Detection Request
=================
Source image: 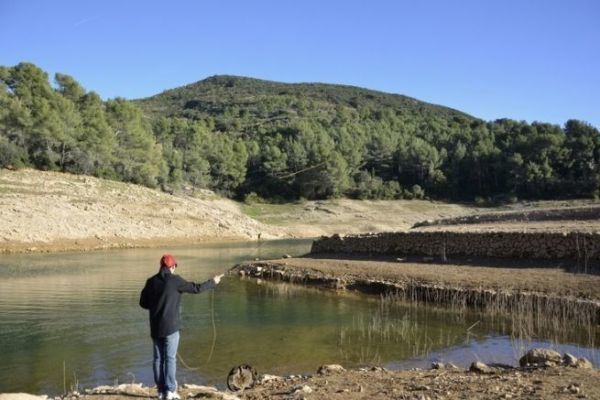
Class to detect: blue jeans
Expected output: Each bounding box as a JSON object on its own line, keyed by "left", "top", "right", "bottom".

{"left": 152, "top": 331, "right": 180, "bottom": 394}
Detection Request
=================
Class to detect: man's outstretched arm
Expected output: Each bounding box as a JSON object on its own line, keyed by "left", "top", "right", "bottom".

{"left": 178, "top": 274, "right": 224, "bottom": 294}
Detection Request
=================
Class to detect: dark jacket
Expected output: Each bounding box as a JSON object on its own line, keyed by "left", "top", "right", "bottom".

{"left": 139, "top": 268, "right": 216, "bottom": 338}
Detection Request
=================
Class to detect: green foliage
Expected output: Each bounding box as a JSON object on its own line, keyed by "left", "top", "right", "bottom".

{"left": 1, "top": 65, "right": 599, "bottom": 201}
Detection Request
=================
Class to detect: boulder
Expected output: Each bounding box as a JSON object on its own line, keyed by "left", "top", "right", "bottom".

{"left": 519, "top": 348, "right": 562, "bottom": 367}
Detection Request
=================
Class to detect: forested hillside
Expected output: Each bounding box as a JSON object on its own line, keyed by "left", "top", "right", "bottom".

{"left": 1, "top": 62, "right": 598, "bottom": 202}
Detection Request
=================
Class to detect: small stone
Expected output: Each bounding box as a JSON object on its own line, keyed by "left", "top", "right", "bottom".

{"left": 413, "top": 384, "right": 430, "bottom": 391}
{"left": 258, "top": 374, "right": 283, "bottom": 384}
{"left": 563, "top": 353, "right": 578, "bottom": 366}
{"left": 292, "top": 385, "right": 312, "bottom": 394}
{"left": 317, "top": 364, "right": 345, "bottom": 375}
{"left": 574, "top": 358, "right": 593, "bottom": 369}
{"left": 469, "top": 361, "right": 492, "bottom": 374}
{"left": 282, "top": 254, "right": 292, "bottom": 258}
{"left": 568, "top": 384, "right": 581, "bottom": 394}
{"left": 431, "top": 362, "right": 445, "bottom": 370}
{"left": 447, "top": 362, "right": 459, "bottom": 369}
{"left": 519, "top": 348, "right": 562, "bottom": 367}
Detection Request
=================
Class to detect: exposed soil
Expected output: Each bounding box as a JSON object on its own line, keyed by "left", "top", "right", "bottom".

{"left": 242, "top": 199, "right": 478, "bottom": 237}
{"left": 26, "top": 365, "right": 600, "bottom": 400}
{"left": 0, "top": 169, "right": 284, "bottom": 253}
{"left": 0, "top": 169, "right": 476, "bottom": 253}
{"left": 240, "top": 365, "right": 600, "bottom": 399}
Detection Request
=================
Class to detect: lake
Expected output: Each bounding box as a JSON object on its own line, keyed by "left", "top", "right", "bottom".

{"left": 0, "top": 239, "right": 597, "bottom": 394}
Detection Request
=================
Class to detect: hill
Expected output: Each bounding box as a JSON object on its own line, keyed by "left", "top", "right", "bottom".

{"left": 136, "top": 75, "right": 474, "bottom": 125}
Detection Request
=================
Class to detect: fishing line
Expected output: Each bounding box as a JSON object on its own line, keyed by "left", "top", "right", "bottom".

{"left": 176, "top": 286, "right": 219, "bottom": 371}
{"left": 205, "top": 289, "right": 217, "bottom": 365}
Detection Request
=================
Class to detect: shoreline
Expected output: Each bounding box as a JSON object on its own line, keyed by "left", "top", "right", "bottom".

{"left": 231, "top": 256, "right": 600, "bottom": 310}
{"left": 0, "top": 235, "right": 292, "bottom": 255}
{"left": 4, "top": 362, "right": 598, "bottom": 399}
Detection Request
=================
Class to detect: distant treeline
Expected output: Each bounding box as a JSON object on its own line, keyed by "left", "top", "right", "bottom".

{"left": 1, "top": 63, "right": 598, "bottom": 202}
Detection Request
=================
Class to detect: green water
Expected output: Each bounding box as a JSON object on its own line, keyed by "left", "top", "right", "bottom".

{"left": 0, "top": 239, "right": 598, "bottom": 394}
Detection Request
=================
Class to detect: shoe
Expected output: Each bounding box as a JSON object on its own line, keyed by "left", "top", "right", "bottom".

{"left": 157, "top": 393, "right": 165, "bottom": 400}
{"left": 166, "top": 392, "right": 181, "bottom": 400}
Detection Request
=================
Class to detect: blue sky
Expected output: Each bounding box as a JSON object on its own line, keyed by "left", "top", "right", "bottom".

{"left": 2, "top": 0, "right": 599, "bottom": 127}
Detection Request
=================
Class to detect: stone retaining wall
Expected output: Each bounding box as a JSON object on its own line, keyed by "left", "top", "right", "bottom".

{"left": 412, "top": 206, "right": 600, "bottom": 228}
{"left": 311, "top": 231, "right": 600, "bottom": 262}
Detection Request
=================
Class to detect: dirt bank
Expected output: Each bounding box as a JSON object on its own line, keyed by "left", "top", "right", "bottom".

{"left": 0, "top": 169, "right": 476, "bottom": 253}
{"left": 0, "top": 169, "right": 286, "bottom": 253}
{"left": 233, "top": 256, "right": 600, "bottom": 301}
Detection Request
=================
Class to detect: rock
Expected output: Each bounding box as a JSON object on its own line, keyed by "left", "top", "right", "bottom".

{"left": 182, "top": 385, "right": 240, "bottom": 400}
{"left": 258, "top": 374, "right": 283, "bottom": 384}
{"left": 291, "top": 385, "right": 312, "bottom": 394}
{"left": 519, "top": 348, "right": 562, "bottom": 367}
{"left": 563, "top": 353, "right": 578, "bottom": 366}
{"left": 283, "top": 254, "right": 292, "bottom": 258}
{"left": 227, "top": 364, "right": 257, "bottom": 391}
{"left": 469, "top": 361, "right": 492, "bottom": 374}
{"left": 567, "top": 384, "right": 581, "bottom": 394}
{"left": 412, "top": 384, "right": 430, "bottom": 391}
{"left": 574, "top": 358, "right": 593, "bottom": 369}
{"left": 0, "top": 395, "right": 48, "bottom": 400}
{"left": 431, "top": 362, "right": 445, "bottom": 369}
{"left": 447, "top": 362, "right": 459, "bottom": 369}
{"left": 317, "top": 364, "right": 346, "bottom": 375}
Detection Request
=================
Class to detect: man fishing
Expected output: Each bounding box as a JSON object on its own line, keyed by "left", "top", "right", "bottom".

{"left": 140, "top": 253, "right": 224, "bottom": 400}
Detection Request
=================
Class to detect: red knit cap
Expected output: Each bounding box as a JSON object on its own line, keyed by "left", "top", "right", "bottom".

{"left": 160, "top": 254, "right": 177, "bottom": 268}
